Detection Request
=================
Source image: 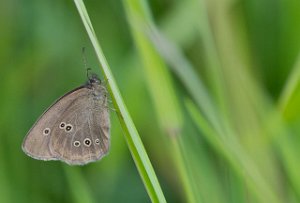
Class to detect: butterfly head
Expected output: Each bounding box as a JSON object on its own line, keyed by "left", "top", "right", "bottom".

{"left": 86, "top": 73, "right": 108, "bottom": 100}
{"left": 88, "top": 73, "right": 101, "bottom": 85}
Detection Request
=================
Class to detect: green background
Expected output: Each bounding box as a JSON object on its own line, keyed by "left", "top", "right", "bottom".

{"left": 1, "top": 0, "right": 300, "bottom": 202}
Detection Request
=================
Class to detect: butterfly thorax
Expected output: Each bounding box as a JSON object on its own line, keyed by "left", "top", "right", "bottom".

{"left": 87, "top": 79, "right": 107, "bottom": 102}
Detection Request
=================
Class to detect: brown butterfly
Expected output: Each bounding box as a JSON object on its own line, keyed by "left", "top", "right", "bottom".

{"left": 22, "top": 74, "right": 110, "bottom": 165}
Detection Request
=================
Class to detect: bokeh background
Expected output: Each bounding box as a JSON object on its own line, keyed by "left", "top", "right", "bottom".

{"left": 1, "top": 0, "right": 300, "bottom": 203}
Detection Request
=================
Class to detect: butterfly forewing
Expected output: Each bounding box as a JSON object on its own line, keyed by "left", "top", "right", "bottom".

{"left": 22, "top": 87, "right": 88, "bottom": 161}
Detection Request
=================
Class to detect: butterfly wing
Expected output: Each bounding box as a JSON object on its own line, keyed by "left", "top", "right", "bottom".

{"left": 49, "top": 85, "right": 110, "bottom": 165}
{"left": 22, "top": 86, "right": 88, "bottom": 161}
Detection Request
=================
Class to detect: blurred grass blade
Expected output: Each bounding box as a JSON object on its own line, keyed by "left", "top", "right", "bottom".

{"left": 147, "top": 27, "right": 222, "bottom": 134}
{"left": 185, "top": 99, "right": 280, "bottom": 203}
{"left": 122, "top": 0, "right": 201, "bottom": 202}
{"left": 146, "top": 20, "right": 231, "bottom": 203}
{"left": 278, "top": 53, "right": 300, "bottom": 113}
{"left": 73, "top": 0, "right": 166, "bottom": 202}
{"left": 123, "top": 0, "right": 182, "bottom": 133}
{"left": 196, "top": 0, "right": 226, "bottom": 110}
{"left": 64, "top": 167, "right": 95, "bottom": 203}
{"left": 170, "top": 137, "right": 200, "bottom": 203}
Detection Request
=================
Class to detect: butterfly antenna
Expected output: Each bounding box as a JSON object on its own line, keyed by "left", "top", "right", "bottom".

{"left": 82, "top": 47, "right": 91, "bottom": 79}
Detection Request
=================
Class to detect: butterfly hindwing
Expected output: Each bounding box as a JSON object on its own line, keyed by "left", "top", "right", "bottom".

{"left": 90, "top": 104, "right": 110, "bottom": 156}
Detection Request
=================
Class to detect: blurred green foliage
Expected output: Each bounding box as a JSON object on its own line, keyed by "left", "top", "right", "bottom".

{"left": 1, "top": 0, "right": 300, "bottom": 202}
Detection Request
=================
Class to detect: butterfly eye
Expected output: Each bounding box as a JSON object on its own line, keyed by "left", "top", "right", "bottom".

{"left": 95, "top": 139, "right": 100, "bottom": 145}
{"left": 43, "top": 128, "right": 51, "bottom": 135}
{"left": 59, "top": 122, "right": 66, "bottom": 129}
{"left": 73, "top": 141, "right": 80, "bottom": 147}
{"left": 65, "top": 124, "right": 73, "bottom": 132}
{"left": 84, "top": 138, "right": 92, "bottom": 147}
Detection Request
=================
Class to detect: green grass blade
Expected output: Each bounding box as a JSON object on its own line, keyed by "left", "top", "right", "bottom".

{"left": 73, "top": 0, "right": 166, "bottom": 202}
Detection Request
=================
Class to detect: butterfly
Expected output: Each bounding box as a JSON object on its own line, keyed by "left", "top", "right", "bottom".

{"left": 22, "top": 74, "right": 110, "bottom": 165}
